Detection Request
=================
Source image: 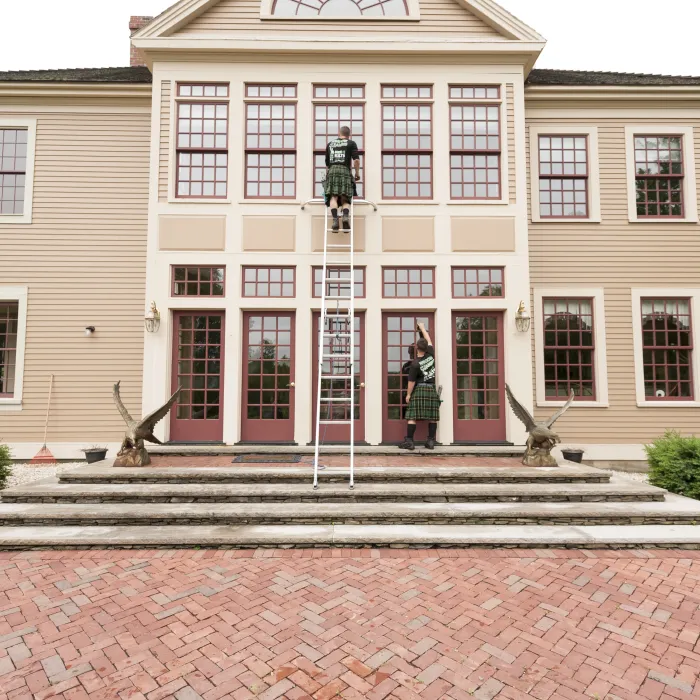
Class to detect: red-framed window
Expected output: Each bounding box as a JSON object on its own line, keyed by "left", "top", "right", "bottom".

{"left": 178, "top": 84, "right": 229, "bottom": 98}
{"left": 0, "top": 302, "right": 18, "bottom": 397}
{"left": 313, "top": 101, "right": 364, "bottom": 199}
{"left": 452, "top": 267, "right": 504, "bottom": 298}
{"left": 312, "top": 267, "right": 366, "bottom": 299}
{"left": 449, "top": 85, "right": 500, "bottom": 100}
{"left": 383, "top": 267, "right": 435, "bottom": 298}
{"left": 313, "top": 85, "right": 365, "bottom": 100}
{"left": 172, "top": 266, "right": 225, "bottom": 297}
{"left": 543, "top": 298, "right": 595, "bottom": 400}
{"left": 245, "top": 102, "right": 297, "bottom": 198}
{"left": 538, "top": 135, "right": 588, "bottom": 218}
{"left": 449, "top": 102, "right": 501, "bottom": 200}
{"left": 641, "top": 298, "right": 693, "bottom": 400}
{"left": 0, "top": 129, "right": 28, "bottom": 215}
{"left": 635, "top": 136, "right": 684, "bottom": 218}
{"left": 245, "top": 84, "right": 297, "bottom": 98}
{"left": 381, "top": 85, "right": 432, "bottom": 99}
{"left": 243, "top": 267, "right": 296, "bottom": 298}
{"left": 381, "top": 101, "right": 432, "bottom": 200}
{"left": 176, "top": 83, "right": 229, "bottom": 199}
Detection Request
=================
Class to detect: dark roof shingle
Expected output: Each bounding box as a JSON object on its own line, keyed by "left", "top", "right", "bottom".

{"left": 527, "top": 68, "right": 700, "bottom": 87}
{"left": 0, "top": 66, "right": 152, "bottom": 84}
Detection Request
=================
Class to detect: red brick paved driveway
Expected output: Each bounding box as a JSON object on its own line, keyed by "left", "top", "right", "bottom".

{"left": 1, "top": 549, "right": 699, "bottom": 700}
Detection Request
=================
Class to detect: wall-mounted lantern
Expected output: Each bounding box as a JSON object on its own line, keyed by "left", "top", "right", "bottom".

{"left": 515, "top": 301, "right": 531, "bottom": 333}
{"left": 145, "top": 301, "right": 161, "bottom": 334}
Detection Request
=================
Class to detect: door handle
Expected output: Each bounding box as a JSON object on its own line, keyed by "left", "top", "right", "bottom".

{"left": 360, "top": 383, "right": 365, "bottom": 388}
{"left": 290, "top": 382, "right": 296, "bottom": 387}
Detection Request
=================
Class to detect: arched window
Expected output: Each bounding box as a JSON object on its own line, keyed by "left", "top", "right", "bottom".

{"left": 272, "top": 0, "right": 408, "bottom": 17}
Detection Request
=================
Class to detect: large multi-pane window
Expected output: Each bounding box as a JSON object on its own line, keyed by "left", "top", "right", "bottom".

{"left": 634, "top": 136, "right": 684, "bottom": 218}
{"left": 245, "top": 84, "right": 297, "bottom": 199}
{"left": 452, "top": 268, "right": 504, "bottom": 298}
{"left": 543, "top": 298, "right": 595, "bottom": 400}
{"left": 243, "top": 267, "right": 295, "bottom": 298}
{"left": 383, "top": 268, "right": 434, "bottom": 298}
{"left": 313, "top": 85, "right": 365, "bottom": 199}
{"left": 176, "top": 84, "right": 229, "bottom": 198}
{"left": 381, "top": 86, "right": 432, "bottom": 199}
{"left": 313, "top": 267, "right": 365, "bottom": 299}
{"left": 449, "top": 85, "right": 501, "bottom": 200}
{"left": 641, "top": 298, "right": 693, "bottom": 400}
{"left": 172, "top": 267, "right": 225, "bottom": 297}
{"left": 538, "top": 135, "right": 588, "bottom": 218}
{"left": 0, "top": 302, "right": 18, "bottom": 397}
{"left": 0, "top": 129, "right": 28, "bottom": 215}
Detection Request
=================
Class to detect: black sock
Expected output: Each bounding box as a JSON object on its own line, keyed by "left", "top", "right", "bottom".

{"left": 428, "top": 423, "right": 437, "bottom": 440}
{"left": 331, "top": 208, "right": 338, "bottom": 218}
{"left": 407, "top": 424, "right": 417, "bottom": 440}
{"left": 342, "top": 208, "right": 349, "bottom": 216}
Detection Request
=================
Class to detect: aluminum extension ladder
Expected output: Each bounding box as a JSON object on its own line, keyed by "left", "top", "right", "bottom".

{"left": 302, "top": 197, "right": 376, "bottom": 489}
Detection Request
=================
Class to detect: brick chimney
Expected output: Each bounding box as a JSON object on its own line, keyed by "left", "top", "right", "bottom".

{"left": 129, "top": 16, "right": 153, "bottom": 67}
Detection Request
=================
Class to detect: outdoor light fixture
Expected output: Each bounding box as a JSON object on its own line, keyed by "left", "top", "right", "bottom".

{"left": 515, "top": 301, "right": 531, "bottom": 333}
{"left": 144, "top": 301, "right": 161, "bottom": 333}
{"left": 85, "top": 326, "right": 96, "bottom": 337}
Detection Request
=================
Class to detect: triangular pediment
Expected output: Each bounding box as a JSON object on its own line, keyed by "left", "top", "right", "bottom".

{"left": 135, "top": 0, "right": 544, "bottom": 41}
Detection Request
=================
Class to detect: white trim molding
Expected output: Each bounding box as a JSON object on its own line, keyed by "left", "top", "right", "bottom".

{"left": 624, "top": 125, "right": 698, "bottom": 224}
{"left": 0, "top": 118, "right": 37, "bottom": 225}
{"left": 631, "top": 287, "right": 700, "bottom": 407}
{"left": 0, "top": 286, "right": 28, "bottom": 412}
{"left": 533, "top": 287, "right": 609, "bottom": 408}
{"left": 529, "top": 125, "right": 601, "bottom": 223}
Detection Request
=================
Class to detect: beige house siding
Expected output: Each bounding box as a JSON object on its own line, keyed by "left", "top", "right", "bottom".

{"left": 159, "top": 81, "right": 171, "bottom": 202}
{"left": 527, "top": 114, "right": 700, "bottom": 443}
{"left": 0, "top": 104, "right": 150, "bottom": 443}
{"left": 177, "top": 0, "right": 501, "bottom": 36}
{"left": 506, "top": 83, "right": 515, "bottom": 204}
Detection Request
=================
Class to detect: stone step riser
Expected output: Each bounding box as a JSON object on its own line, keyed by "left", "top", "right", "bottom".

{"left": 59, "top": 477, "right": 610, "bottom": 485}
{"left": 1, "top": 495, "right": 664, "bottom": 504}
{"left": 0, "top": 515, "right": 694, "bottom": 526}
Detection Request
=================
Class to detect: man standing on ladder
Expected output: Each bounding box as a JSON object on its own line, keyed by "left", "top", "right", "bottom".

{"left": 324, "top": 126, "right": 360, "bottom": 232}
{"left": 400, "top": 323, "right": 440, "bottom": 451}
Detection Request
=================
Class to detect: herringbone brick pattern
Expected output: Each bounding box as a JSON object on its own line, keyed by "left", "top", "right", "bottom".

{"left": 1, "top": 549, "right": 699, "bottom": 699}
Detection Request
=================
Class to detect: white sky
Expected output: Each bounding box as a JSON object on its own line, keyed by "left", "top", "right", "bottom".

{"left": 1, "top": 0, "right": 699, "bottom": 75}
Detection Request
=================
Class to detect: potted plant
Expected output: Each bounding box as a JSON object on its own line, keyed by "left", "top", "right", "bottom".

{"left": 561, "top": 447, "right": 584, "bottom": 464}
{"left": 83, "top": 445, "right": 108, "bottom": 464}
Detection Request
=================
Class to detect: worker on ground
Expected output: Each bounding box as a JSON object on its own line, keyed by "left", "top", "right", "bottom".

{"left": 324, "top": 125, "right": 360, "bottom": 232}
{"left": 400, "top": 322, "right": 440, "bottom": 451}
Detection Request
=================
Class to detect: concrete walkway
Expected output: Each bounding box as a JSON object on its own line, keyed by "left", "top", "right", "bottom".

{"left": 0, "top": 548, "right": 699, "bottom": 700}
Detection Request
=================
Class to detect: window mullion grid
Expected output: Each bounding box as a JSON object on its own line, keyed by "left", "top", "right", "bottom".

{"left": 176, "top": 100, "right": 229, "bottom": 199}
{"left": 543, "top": 298, "right": 595, "bottom": 401}
{"left": 538, "top": 134, "right": 589, "bottom": 218}
{"left": 0, "top": 301, "right": 18, "bottom": 397}
{"left": 634, "top": 135, "right": 684, "bottom": 218}
{"left": 0, "top": 128, "right": 28, "bottom": 215}
{"left": 245, "top": 100, "right": 297, "bottom": 199}
{"left": 449, "top": 102, "right": 501, "bottom": 200}
{"left": 381, "top": 102, "right": 432, "bottom": 200}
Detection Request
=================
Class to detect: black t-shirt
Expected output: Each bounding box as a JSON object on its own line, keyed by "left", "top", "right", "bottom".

{"left": 326, "top": 138, "right": 360, "bottom": 168}
{"left": 408, "top": 346, "right": 436, "bottom": 385}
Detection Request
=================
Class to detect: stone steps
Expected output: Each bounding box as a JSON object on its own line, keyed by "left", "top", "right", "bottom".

{"left": 1, "top": 480, "right": 662, "bottom": 504}
{"left": 1, "top": 524, "right": 700, "bottom": 549}
{"left": 1, "top": 495, "right": 698, "bottom": 526}
{"left": 150, "top": 445, "right": 525, "bottom": 457}
{"left": 58, "top": 465, "right": 610, "bottom": 484}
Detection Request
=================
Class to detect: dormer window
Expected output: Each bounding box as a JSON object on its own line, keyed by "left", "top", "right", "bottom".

{"left": 271, "top": 0, "right": 408, "bottom": 17}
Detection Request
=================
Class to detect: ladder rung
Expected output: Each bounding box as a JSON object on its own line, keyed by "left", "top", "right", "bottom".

{"left": 323, "top": 355, "right": 352, "bottom": 359}
{"left": 320, "top": 398, "right": 353, "bottom": 402}
{"left": 327, "top": 244, "right": 352, "bottom": 248}
{"left": 325, "top": 278, "right": 353, "bottom": 283}
{"left": 321, "top": 375, "right": 352, "bottom": 380}
{"left": 327, "top": 295, "right": 352, "bottom": 301}
{"left": 322, "top": 332, "right": 353, "bottom": 337}
{"left": 319, "top": 420, "right": 353, "bottom": 425}
{"left": 326, "top": 260, "right": 351, "bottom": 264}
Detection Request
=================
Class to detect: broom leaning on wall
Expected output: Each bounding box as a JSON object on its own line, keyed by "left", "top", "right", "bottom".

{"left": 31, "top": 374, "right": 57, "bottom": 465}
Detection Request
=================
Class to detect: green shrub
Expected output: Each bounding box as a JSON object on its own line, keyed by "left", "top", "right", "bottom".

{"left": 0, "top": 443, "right": 11, "bottom": 491}
{"left": 645, "top": 430, "right": 700, "bottom": 500}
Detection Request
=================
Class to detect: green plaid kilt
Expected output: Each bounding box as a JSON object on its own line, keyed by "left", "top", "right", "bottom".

{"left": 406, "top": 384, "right": 440, "bottom": 422}
{"left": 324, "top": 164, "right": 355, "bottom": 205}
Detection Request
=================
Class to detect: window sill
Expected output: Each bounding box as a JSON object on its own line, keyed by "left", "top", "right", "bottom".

{"left": 0, "top": 399, "right": 22, "bottom": 412}
{"left": 239, "top": 200, "right": 301, "bottom": 205}
{"left": 532, "top": 217, "right": 601, "bottom": 224}
{"left": 447, "top": 200, "right": 510, "bottom": 206}
{"left": 378, "top": 200, "right": 436, "bottom": 205}
{"left": 0, "top": 214, "right": 32, "bottom": 225}
{"left": 636, "top": 400, "right": 700, "bottom": 408}
{"left": 537, "top": 401, "right": 608, "bottom": 409}
{"left": 168, "top": 199, "right": 232, "bottom": 205}
{"left": 628, "top": 217, "right": 698, "bottom": 224}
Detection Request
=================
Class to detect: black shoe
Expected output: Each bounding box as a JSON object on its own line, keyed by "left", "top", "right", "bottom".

{"left": 342, "top": 212, "right": 351, "bottom": 230}
{"left": 398, "top": 438, "right": 415, "bottom": 451}
{"left": 332, "top": 217, "right": 340, "bottom": 232}
{"left": 425, "top": 438, "right": 436, "bottom": 450}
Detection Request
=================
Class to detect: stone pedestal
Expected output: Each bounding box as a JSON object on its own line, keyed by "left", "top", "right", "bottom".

{"left": 522, "top": 447, "right": 558, "bottom": 468}
{"left": 114, "top": 446, "right": 151, "bottom": 468}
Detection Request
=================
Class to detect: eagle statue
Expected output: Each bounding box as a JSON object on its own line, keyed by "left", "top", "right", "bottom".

{"left": 113, "top": 381, "right": 181, "bottom": 467}
{"left": 505, "top": 384, "right": 575, "bottom": 467}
